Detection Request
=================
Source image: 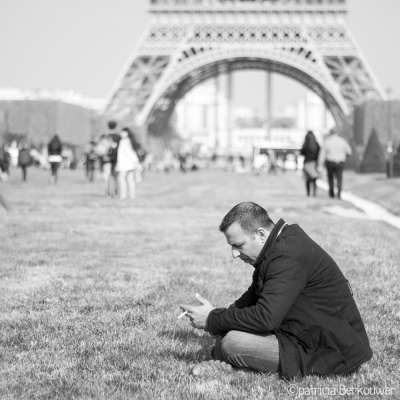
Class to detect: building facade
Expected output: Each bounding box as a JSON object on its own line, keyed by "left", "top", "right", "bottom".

{"left": 0, "top": 89, "right": 105, "bottom": 147}
{"left": 175, "top": 81, "right": 334, "bottom": 154}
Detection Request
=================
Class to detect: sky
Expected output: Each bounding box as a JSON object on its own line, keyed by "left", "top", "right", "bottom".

{"left": 0, "top": 0, "right": 399, "bottom": 115}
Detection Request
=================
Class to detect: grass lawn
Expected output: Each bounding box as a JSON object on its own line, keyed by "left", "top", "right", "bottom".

{"left": 1, "top": 167, "right": 399, "bottom": 399}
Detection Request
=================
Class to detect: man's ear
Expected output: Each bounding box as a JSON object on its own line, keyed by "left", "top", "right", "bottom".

{"left": 256, "top": 228, "right": 269, "bottom": 242}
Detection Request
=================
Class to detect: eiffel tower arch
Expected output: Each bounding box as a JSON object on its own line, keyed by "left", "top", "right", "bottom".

{"left": 103, "top": 0, "right": 385, "bottom": 146}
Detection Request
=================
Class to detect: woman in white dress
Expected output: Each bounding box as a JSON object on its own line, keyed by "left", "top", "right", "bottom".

{"left": 115, "top": 128, "right": 140, "bottom": 200}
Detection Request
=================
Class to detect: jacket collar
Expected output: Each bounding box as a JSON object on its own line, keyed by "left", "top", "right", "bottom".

{"left": 253, "top": 218, "right": 286, "bottom": 269}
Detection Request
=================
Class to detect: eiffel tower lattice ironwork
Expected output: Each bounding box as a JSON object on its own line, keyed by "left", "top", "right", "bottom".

{"left": 103, "top": 0, "right": 385, "bottom": 141}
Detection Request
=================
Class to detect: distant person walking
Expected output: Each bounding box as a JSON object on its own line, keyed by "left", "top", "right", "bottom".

{"left": 267, "top": 149, "right": 278, "bottom": 175}
{"left": 127, "top": 127, "right": 145, "bottom": 183}
{"left": 320, "top": 129, "right": 352, "bottom": 199}
{"left": 96, "top": 134, "right": 113, "bottom": 194}
{"left": 85, "top": 140, "right": 97, "bottom": 182}
{"left": 7, "top": 141, "right": 19, "bottom": 167}
{"left": 115, "top": 128, "right": 140, "bottom": 200}
{"left": 96, "top": 134, "right": 111, "bottom": 178}
{"left": 18, "top": 140, "right": 33, "bottom": 184}
{"left": 48, "top": 135, "right": 63, "bottom": 184}
{"left": 0, "top": 145, "right": 11, "bottom": 176}
{"left": 107, "top": 121, "right": 119, "bottom": 197}
{"left": 0, "top": 153, "right": 6, "bottom": 178}
{"left": 300, "top": 131, "right": 320, "bottom": 197}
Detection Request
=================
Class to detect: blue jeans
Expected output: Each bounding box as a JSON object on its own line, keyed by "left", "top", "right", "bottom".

{"left": 213, "top": 331, "right": 280, "bottom": 373}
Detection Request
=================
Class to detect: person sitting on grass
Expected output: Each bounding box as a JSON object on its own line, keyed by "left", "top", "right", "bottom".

{"left": 180, "top": 202, "right": 372, "bottom": 378}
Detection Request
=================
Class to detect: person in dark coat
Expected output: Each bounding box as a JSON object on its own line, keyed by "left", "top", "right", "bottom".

{"left": 47, "top": 135, "right": 63, "bottom": 184}
{"left": 18, "top": 140, "right": 32, "bottom": 183}
{"left": 180, "top": 202, "right": 372, "bottom": 378}
{"left": 0, "top": 145, "right": 11, "bottom": 175}
{"left": 107, "top": 121, "right": 120, "bottom": 197}
{"left": 300, "top": 131, "right": 320, "bottom": 197}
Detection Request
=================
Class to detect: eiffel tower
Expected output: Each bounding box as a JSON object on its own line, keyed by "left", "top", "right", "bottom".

{"left": 103, "top": 0, "right": 385, "bottom": 146}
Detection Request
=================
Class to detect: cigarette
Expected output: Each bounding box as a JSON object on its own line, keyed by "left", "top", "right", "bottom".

{"left": 177, "top": 311, "right": 188, "bottom": 319}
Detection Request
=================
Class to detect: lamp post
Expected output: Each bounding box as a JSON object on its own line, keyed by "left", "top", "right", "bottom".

{"left": 386, "top": 87, "right": 394, "bottom": 178}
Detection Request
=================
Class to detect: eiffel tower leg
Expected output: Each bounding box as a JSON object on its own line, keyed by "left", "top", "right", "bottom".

{"left": 387, "top": 91, "right": 394, "bottom": 178}
{"left": 214, "top": 68, "right": 220, "bottom": 152}
{"left": 227, "top": 68, "right": 233, "bottom": 154}
{"left": 266, "top": 71, "right": 272, "bottom": 141}
{"left": 304, "top": 97, "right": 308, "bottom": 132}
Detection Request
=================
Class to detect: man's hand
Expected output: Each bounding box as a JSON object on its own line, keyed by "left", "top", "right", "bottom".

{"left": 180, "top": 293, "right": 215, "bottom": 330}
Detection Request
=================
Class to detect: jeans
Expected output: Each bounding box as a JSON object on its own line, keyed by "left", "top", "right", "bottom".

{"left": 326, "top": 161, "right": 344, "bottom": 198}
{"left": 214, "top": 330, "right": 280, "bottom": 373}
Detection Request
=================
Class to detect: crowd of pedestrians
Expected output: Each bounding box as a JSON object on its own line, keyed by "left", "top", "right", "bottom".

{"left": 0, "top": 120, "right": 147, "bottom": 211}
{"left": 82, "top": 121, "right": 145, "bottom": 200}
{"left": 0, "top": 122, "right": 355, "bottom": 213}
{"left": 0, "top": 135, "right": 68, "bottom": 186}
{"left": 0, "top": 135, "right": 65, "bottom": 211}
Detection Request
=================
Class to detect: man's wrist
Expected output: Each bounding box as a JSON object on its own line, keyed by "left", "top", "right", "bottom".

{"left": 205, "top": 307, "right": 226, "bottom": 334}
{"left": 204, "top": 309, "right": 214, "bottom": 332}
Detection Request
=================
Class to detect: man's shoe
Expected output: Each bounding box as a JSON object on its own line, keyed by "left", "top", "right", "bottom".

{"left": 190, "top": 360, "right": 234, "bottom": 376}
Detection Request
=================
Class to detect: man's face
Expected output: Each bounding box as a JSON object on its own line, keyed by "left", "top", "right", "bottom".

{"left": 223, "top": 222, "right": 266, "bottom": 265}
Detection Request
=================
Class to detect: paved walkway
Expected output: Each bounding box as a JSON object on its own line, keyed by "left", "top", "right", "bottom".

{"left": 317, "top": 180, "right": 400, "bottom": 230}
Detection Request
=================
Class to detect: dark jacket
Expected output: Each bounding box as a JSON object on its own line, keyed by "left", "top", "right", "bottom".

{"left": 206, "top": 219, "right": 372, "bottom": 379}
{"left": 48, "top": 136, "right": 63, "bottom": 156}
{"left": 18, "top": 148, "right": 32, "bottom": 167}
{"left": 301, "top": 142, "right": 320, "bottom": 163}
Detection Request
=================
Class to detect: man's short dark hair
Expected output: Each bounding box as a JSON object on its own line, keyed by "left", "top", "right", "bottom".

{"left": 108, "top": 121, "right": 117, "bottom": 130}
{"left": 219, "top": 202, "right": 274, "bottom": 236}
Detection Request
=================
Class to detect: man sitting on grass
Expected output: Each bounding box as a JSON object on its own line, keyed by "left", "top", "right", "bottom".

{"left": 180, "top": 202, "right": 372, "bottom": 378}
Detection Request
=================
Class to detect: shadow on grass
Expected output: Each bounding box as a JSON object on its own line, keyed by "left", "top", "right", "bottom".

{"left": 158, "top": 329, "right": 213, "bottom": 363}
{"left": 165, "top": 348, "right": 206, "bottom": 363}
